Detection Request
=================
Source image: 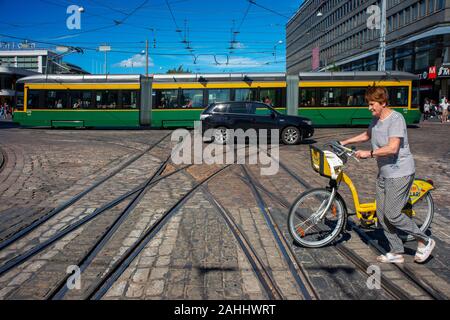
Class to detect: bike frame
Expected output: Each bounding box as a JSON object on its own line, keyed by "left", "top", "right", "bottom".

{"left": 330, "top": 172, "right": 434, "bottom": 223}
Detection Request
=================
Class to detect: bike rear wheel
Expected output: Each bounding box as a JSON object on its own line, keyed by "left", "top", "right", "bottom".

{"left": 288, "top": 188, "right": 347, "bottom": 248}
{"left": 400, "top": 193, "right": 434, "bottom": 242}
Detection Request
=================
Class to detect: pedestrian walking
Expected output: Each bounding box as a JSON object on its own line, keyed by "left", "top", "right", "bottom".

{"left": 0, "top": 103, "right": 5, "bottom": 120}
{"left": 423, "top": 98, "right": 431, "bottom": 121}
{"left": 439, "top": 96, "right": 449, "bottom": 123}
{"left": 340, "top": 86, "right": 435, "bottom": 264}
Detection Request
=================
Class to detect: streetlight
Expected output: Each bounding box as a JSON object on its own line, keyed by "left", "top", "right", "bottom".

{"left": 378, "top": 0, "right": 387, "bottom": 71}
{"left": 98, "top": 44, "right": 111, "bottom": 74}
{"left": 273, "top": 40, "right": 283, "bottom": 62}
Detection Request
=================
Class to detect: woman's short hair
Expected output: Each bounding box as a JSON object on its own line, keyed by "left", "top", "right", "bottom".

{"left": 365, "top": 86, "right": 389, "bottom": 105}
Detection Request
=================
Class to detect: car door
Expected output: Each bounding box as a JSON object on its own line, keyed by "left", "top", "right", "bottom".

{"left": 249, "top": 103, "right": 279, "bottom": 130}
{"left": 225, "top": 102, "right": 255, "bottom": 130}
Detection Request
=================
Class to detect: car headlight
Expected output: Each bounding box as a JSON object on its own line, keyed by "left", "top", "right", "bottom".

{"left": 304, "top": 120, "right": 312, "bottom": 126}
{"left": 200, "top": 114, "right": 210, "bottom": 121}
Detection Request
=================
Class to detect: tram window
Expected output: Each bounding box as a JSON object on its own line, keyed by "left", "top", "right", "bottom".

{"left": 95, "top": 90, "right": 120, "bottom": 109}
{"left": 69, "top": 91, "right": 92, "bottom": 109}
{"left": 388, "top": 87, "right": 409, "bottom": 107}
{"left": 153, "top": 90, "right": 179, "bottom": 109}
{"left": 319, "top": 88, "right": 345, "bottom": 107}
{"left": 208, "top": 89, "right": 230, "bottom": 103}
{"left": 299, "top": 88, "right": 317, "bottom": 107}
{"left": 235, "top": 89, "right": 256, "bottom": 102}
{"left": 346, "top": 88, "right": 367, "bottom": 106}
{"left": 122, "top": 90, "right": 138, "bottom": 109}
{"left": 27, "top": 90, "right": 43, "bottom": 109}
{"left": 46, "top": 90, "right": 69, "bottom": 109}
{"left": 260, "top": 88, "right": 282, "bottom": 107}
{"left": 180, "top": 89, "right": 204, "bottom": 108}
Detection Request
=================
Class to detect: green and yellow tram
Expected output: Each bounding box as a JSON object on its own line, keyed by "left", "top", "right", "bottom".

{"left": 13, "top": 71, "right": 420, "bottom": 128}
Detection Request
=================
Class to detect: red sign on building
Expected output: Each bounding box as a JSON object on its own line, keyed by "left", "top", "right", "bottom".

{"left": 312, "top": 47, "right": 320, "bottom": 71}
{"left": 429, "top": 66, "right": 437, "bottom": 79}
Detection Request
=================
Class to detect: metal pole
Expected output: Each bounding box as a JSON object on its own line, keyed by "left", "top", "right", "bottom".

{"left": 378, "top": 0, "right": 386, "bottom": 71}
{"left": 146, "top": 39, "right": 149, "bottom": 77}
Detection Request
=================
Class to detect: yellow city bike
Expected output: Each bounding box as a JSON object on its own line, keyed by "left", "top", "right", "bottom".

{"left": 288, "top": 141, "right": 435, "bottom": 248}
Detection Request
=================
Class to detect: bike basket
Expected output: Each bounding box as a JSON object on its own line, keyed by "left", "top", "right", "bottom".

{"left": 309, "top": 145, "right": 333, "bottom": 178}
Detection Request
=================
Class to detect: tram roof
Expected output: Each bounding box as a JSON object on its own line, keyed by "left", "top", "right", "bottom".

{"left": 16, "top": 74, "right": 143, "bottom": 84}
{"left": 298, "top": 71, "right": 418, "bottom": 81}
{"left": 152, "top": 73, "right": 286, "bottom": 83}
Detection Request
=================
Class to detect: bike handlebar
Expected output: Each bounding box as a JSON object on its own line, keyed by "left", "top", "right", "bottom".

{"left": 324, "top": 141, "right": 360, "bottom": 163}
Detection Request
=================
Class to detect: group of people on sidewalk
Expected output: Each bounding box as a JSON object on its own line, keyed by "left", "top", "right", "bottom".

{"left": 423, "top": 97, "right": 449, "bottom": 123}
{"left": 0, "top": 102, "right": 12, "bottom": 120}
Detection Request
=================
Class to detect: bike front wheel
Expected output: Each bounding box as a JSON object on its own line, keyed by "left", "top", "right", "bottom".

{"left": 288, "top": 188, "right": 347, "bottom": 248}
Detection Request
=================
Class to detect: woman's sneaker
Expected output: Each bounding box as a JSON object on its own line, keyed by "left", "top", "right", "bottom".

{"left": 415, "top": 239, "right": 436, "bottom": 263}
{"left": 376, "top": 252, "right": 404, "bottom": 263}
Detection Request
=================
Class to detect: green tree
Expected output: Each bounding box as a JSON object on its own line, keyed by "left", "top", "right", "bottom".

{"left": 166, "top": 65, "right": 192, "bottom": 74}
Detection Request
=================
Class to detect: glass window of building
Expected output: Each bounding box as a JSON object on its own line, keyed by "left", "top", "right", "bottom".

{"left": 420, "top": 0, "right": 426, "bottom": 16}
{"left": 438, "top": 0, "right": 445, "bottom": 10}
{"left": 412, "top": 3, "right": 418, "bottom": 20}
{"left": 428, "top": 0, "right": 435, "bottom": 13}
{"left": 235, "top": 89, "right": 257, "bottom": 102}
{"left": 180, "top": 89, "right": 204, "bottom": 108}
{"left": 122, "top": 90, "right": 139, "bottom": 109}
{"left": 153, "top": 89, "right": 179, "bottom": 109}
{"left": 208, "top": 89, "right": 231, "bottom": 103}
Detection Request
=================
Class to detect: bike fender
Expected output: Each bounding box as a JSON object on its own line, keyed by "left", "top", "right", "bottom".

{"left": 409, "top": 180, "right": 434, "bottom": 205}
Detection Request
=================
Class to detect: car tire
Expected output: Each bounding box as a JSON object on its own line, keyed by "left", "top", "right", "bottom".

{"left": 281, "top": 126, "right": 302, "bottom": 145}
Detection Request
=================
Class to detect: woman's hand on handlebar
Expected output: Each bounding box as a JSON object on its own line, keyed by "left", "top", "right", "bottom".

{"left": 355, "top": 150, "right": 372, "bottom": 159}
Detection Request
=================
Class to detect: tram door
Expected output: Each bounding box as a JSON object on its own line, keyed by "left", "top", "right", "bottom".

{"left": 140, "top": 76, "right": 152, "bottom": 126}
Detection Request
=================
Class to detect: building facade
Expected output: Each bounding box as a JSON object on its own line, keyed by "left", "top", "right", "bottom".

{"left": 287, "top": 0, "right": 450, "bottom": 101}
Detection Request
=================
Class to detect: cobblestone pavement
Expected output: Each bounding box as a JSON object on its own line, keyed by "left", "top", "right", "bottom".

{"left": 0, "top": 122, "right": 448, "bottom": 300}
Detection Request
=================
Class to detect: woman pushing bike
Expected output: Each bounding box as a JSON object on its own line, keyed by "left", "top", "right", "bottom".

{"left": 340, "top": 86, "right": 435, "bottom": 264}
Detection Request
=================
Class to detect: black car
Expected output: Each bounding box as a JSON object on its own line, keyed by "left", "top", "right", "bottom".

{"left": 200, "top": 101, "right": 314, "bottom": 145}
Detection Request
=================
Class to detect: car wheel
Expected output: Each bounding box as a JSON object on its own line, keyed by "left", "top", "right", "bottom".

{"left": 213, "top": 126, "right": 231, "bottom": 144}
{"left": 281, "top": 126, "right": 301, "bottom": 145}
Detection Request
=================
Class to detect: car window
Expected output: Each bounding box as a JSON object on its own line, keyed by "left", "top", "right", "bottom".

{"left": 250, "top": 103, "right": 273, "bottom": 116}
{"left": 228, "top": 103, "right": 249, "bottom": 114}
{"left": 212, "top": 104, "right": 228, "bottom": 113}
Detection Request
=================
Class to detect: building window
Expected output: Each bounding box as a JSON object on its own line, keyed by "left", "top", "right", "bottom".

{"left": 428, "top": 0, "right": 435, "bottom": 13}
{"left": 420, "top": 0, "right": 427, "bottom": 16}
{"left": 437, "top": 0, "right": 445, "bottom": 10}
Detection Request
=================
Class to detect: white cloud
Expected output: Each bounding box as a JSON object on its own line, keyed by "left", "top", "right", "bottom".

{"left": 114, "top": 54, "right": 154, "bottom": 68}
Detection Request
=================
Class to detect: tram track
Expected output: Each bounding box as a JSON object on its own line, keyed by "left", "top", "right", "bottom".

{"left": 0, "top": 145, "right": 6, "bottom": 174}
{"left": 85, "top": 164, "right": 233, "bottom": 300}
{"left": 240, "top": 165, "right": 318, "bottom": 300}
{"left": 249, "top": 150, "right": 447, "bottom": 300}
{"left": 0, "top": 132, "right": 171, "bottom": 252}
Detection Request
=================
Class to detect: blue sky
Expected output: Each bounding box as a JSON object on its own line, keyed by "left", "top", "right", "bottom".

{"left": 0, "top": 0, "right": 305, "bottom": 74}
